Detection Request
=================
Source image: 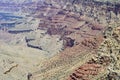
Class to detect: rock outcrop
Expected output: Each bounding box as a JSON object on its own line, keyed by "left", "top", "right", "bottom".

{"left": 25, "top": 30, "right": 64, "bottom": 55}
{"left": 68, "top": 63, "right": 104, "bottom": 80}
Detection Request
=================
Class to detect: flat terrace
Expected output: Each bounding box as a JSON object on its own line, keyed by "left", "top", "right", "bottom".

{"left": 38, "top": 10, "right": 81, "bottom": 28}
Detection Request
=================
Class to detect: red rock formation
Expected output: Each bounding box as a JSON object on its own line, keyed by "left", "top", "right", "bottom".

{"left": 81, "top": 38, "right": 98, "bottom": 49}
{"left": 47, "top": 27, "right": 64, "bottom": 35}
{"left": 67, "top": 63, "right": 103, "bottom": 80}
{"left": 29, "top": 3, "right": 106, "bottom": 80}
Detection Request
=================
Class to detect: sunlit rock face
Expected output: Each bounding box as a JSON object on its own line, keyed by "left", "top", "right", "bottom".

{"left": 0, "top": 0, "right": 120, "bottom": 80}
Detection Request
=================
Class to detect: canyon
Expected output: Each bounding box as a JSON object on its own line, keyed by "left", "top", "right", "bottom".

{"left": 0, "top": 0, "right": 120, "bottom": 80}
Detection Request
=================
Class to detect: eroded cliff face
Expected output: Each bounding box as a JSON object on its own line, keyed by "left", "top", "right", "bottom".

{"left": 67, "top": 25, "right": 120, "bottom": 80}
{"left": 0, "top": 0, "right": 120, "bottom": 80}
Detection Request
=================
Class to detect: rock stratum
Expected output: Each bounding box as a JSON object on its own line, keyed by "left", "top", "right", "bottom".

{"left": 0, "top": 0, "right": 120, "bottom": 80}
